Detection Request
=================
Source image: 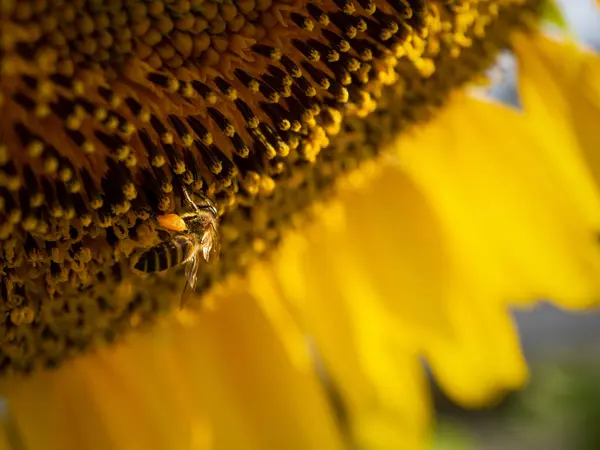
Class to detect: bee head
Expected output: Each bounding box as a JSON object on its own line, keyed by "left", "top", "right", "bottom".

{"left": 205, "top": 203, "right": 218, "bottom": 217}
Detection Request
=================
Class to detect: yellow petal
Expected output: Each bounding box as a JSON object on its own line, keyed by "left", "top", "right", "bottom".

{"left": 260, "top": 151, "right": 525, "bottom": 429}
{"left": 425, "top": 291, "right": 527, "bottom": 407}
{"left": 398, "top": 92, "right": 600, "bottom": 308}
{"left": 0, "top": 415, "right": 15, "bottom": 450}
{"left": 260, "top": 195, "right": 434, "bottom": 449}
{"left": 0, "top": 283, "right": 344, "bottom": 450}
{"left": 515, "top": 33, "right": 600, "bottom": 199}
{"left": 360, "top": 161, "right": 529, "bottom": 407}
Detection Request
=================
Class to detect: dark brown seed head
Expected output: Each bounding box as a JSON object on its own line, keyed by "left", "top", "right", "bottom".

{"left": 0, "top": 0, "right": 542, "bottom": 374}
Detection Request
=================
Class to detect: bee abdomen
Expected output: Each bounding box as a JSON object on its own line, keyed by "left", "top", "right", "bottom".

{"left": 135, "top": 235, "right": 194, "bottom": 273}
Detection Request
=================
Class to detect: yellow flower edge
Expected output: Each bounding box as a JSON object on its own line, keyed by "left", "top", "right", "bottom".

{"left": 2, "top": 31, "right": 600, "bottom": 450}
{"left": 515, "top": 33, "right": 600, "bottom": 205}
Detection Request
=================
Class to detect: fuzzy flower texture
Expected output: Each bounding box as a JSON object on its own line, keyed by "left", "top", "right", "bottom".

{"left": 0, "top": 0, "right": 600, "bottom": 449}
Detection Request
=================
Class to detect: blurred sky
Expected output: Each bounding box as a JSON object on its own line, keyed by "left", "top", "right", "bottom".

{"left": 556, "top": 0, "right": 600, "bottom": 48}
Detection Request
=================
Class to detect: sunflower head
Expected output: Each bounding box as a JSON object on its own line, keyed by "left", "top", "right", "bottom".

{"left": 0, "top": 0, "right": 541, "bottom": 374}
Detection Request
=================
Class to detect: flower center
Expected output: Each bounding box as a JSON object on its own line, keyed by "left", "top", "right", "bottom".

{"left": 0, "top": 0, "right": 542, "bottom": 373}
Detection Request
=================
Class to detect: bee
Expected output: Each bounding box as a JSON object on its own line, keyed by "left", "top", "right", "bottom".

{"left": 134, "top": 187, "right": 220, "bottom": 306}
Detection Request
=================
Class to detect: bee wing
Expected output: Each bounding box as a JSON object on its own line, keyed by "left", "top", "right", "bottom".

{"left": 211, "top": 224, "right": 221, "bottom": 261}
{"left": 185, "top": 253, "right": 201, "bottom": 291}
{"left": 181, "top": 254, "right": 201, "bottom": 308}
{"left": 201, "top": 224, "right": 220, "bottom": 262}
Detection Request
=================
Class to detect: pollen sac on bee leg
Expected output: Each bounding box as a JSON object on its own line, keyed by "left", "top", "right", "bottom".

{"left": 157, "top": 214, "right": 188, "bottom": 233}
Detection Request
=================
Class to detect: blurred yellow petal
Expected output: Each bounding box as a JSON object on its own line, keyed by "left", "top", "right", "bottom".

{"left": 257, "top": 150, "right": 525, "bottom": 425}
{"left": 425, "top": 290, "right": 527, "bottom": 407}
{"left": 261, "top": 206, "right": 432, "bottom": 450}
{"left": 0, "top": 283, "right": 344, "bottom": 450}
{"left": 515, "top": 34, "right": 600, "bottom": 195}
{"left": 0, "top": 419, "right": 12, "bottom": 450}
{"left": 398, "top": 93, "right": 600, "bottom": 309}
{"left": 327, "top": 165, "right": 527, "bottom": 407}
{"left": 238, "top": 168, "right": 450, "bottom": 448}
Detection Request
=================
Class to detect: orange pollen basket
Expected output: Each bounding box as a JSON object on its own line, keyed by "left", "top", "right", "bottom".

{"left": 157, "top": 213, "right": 187, "bottom": 232}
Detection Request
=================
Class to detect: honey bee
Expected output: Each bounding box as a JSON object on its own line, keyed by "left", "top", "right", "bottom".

{"left": 134, "top": 187, "right": 220, "bottom": 306}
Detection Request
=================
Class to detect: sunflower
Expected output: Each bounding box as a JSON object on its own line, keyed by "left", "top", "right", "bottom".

{"left": 0, "top": 0, "right": 599, "bottom": 449}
